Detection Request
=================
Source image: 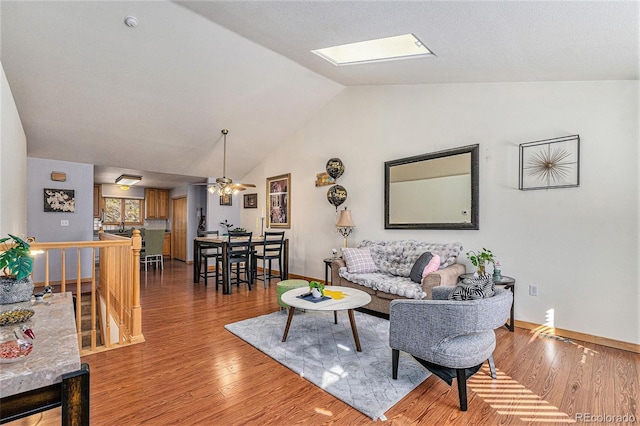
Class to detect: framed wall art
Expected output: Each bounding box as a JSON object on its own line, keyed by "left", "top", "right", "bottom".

{"left": 244, "top": 193, "right": 257, "bottom": 209}
{"left": 519, "top": 135, "right": 580, "bottom": 190}
{"left": 220, "top": 194, "right": 232, "bottom": 206}
{"left": 44, "top": 188, "right": 75, "bottom": 212}
{"left": 266, "top": 173, "right": 291, "bottom": 229}
{"left": 315, "top": 172, "right": 335, "bottom": 187}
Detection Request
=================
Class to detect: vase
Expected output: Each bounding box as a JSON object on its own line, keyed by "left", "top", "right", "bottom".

{"left": 477, "top": 264, "right": 486, "bottom": 276}
{"left": 0, "top": 277, "right": 35, "bottom": 305}
{"left": 311, "top": 288, "right": 322, "bottom": 299}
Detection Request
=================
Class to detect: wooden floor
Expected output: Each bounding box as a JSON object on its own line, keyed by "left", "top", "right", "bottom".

{"left": 9, "top": 260, "right": 639, "bottom": 425}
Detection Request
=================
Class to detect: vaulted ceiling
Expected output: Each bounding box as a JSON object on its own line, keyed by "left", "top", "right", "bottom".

{"left": 1, "top": 1, "right": 637, "bottom": 188}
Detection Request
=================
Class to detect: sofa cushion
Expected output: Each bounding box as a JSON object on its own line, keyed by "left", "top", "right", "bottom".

{"left": 448, "top": 275, "right": 495, "bottom": 300}
{"left": 342, "top": 248, "right": 377, "bottom": 273}
{"left": 338, "top": 268, "right": 426, "bottom": 299}
{"left": 422, "top": 254, "right": 441, "bottom": 279}
{"left": 360, "top": 240, "right": 463, "bottom": 277}
{"left": 409, "top": 252, "right": 433, "bottom": 283}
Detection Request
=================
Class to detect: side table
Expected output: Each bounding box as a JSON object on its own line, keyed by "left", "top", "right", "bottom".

{"left": 323, "top": 257, "right": 341, "bottom": 285}
{"left": 460, "top": 273, "right": 516, "bottom": 332}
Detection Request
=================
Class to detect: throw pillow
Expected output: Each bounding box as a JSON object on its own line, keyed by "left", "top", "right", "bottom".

{"left": 449, "top": 275, "right": 495, "bottom": 300}
{"left": 409, "top": 252, "right": 433, "bottom": 283}
{"left": 422, "top": 254, "right": 441, "bottom": 278}
{"left": 342, "top": 248, "right": 378, "bottom": 274}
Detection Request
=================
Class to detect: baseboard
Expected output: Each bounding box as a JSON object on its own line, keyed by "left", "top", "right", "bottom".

{"left": 287, "top": 273, "right": 322, "bottom": 283}
{"left": 514, "top": 320, "right": 640, "bottom": 354}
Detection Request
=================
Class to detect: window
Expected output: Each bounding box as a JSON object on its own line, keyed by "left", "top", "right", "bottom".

{"left": 104, "top": 198, "right": 143, "bottom": 225}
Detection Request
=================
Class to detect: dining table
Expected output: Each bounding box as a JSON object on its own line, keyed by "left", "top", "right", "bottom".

{"left": 193, "top": 235, "right": 289, "bottom": 294}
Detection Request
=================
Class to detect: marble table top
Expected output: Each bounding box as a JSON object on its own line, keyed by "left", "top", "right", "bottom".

{"left": 281, "top": 286, "right": 371, "bottom": 312}
{"left": 0, "top": 292, "right": 81, "bottom": 398}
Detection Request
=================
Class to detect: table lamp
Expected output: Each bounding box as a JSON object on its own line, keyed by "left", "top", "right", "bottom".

{"left": 336, "top": 208, "right": 355, "bottom": 247}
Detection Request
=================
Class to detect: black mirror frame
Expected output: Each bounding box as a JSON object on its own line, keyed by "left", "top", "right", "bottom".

{"left": 384, "top": 144, "right": 479, "bottom": 230}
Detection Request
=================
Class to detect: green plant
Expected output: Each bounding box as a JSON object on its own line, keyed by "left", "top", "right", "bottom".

{"left": 309, "top": 281, "right": 325, "bottom": 296}
{"left": 466, "top": 248, "right": 495, "bottom": 268}
{"left": 0, "top": 234, "right": 34, "bottom": 281}
{"left": 232, "top": 227, "right": 246, "bottom": 232}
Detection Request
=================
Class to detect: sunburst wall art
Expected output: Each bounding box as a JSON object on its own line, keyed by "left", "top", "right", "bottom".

{"left": 519, "top": 135, "right": 580, "bottom": 190}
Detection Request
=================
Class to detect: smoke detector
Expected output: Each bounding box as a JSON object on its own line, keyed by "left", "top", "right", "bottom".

{"left": 124, "top": 16, "right": 138, "bottom": 28}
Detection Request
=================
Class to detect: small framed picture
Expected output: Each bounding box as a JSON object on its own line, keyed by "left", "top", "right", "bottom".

{"left": 44, "top": 188, "right": 75, "bottom": 212}
{"left": 220, "top": 194, "right": 232, "bottom": 206}
{"left": 244, "top": 193, "right": 257, "bottom": 208}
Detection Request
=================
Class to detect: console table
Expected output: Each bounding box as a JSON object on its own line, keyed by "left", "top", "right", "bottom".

{"left": 0, "top": 293, "right": 90, "bottom": 425}
{"left": 460, "top": 273, "right": 516, "bottom": 332}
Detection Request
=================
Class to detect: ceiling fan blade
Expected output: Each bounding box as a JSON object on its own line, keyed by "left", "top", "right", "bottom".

{"left": 230, "top": 183, "right": 256, "bottom": 191}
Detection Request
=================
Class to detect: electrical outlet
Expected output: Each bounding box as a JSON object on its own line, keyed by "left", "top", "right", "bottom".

{"left": 529, "top": 284, "right": 538, "bottom": 296}
{"left": 61, "top": 220, "right": 69, "bottom": 227}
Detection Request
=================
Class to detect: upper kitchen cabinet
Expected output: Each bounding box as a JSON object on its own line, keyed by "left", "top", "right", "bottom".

{"left": 145, "top": 188, "right": 169, "bottom": 219}
{"left": 93, "top": 185, "right": 101, "bottom": 218}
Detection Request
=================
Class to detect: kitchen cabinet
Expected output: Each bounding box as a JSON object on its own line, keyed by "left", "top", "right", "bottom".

{"left": 93, "top": 185, "right": 101, "bottom": 218}
{"left": 163, "top": 233, "right": 171, "bottom": 258}
{"left": 145, "top": 189, "right": 169, "bottom": 219}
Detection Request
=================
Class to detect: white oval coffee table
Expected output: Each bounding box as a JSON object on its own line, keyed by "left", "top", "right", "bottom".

{"left": 280, "top": 286, "right": 372, "bottom": 352}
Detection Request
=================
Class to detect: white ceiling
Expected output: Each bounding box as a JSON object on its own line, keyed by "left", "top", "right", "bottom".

{"left": 2, "top": 1, "right": 638, "bottom": 188}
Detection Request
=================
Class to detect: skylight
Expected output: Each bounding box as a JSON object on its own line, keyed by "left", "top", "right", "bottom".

{"left": 311, "top": 33, "right": 434, "bottom": 66}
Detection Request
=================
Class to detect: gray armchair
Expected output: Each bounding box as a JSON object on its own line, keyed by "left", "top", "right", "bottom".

{"left": 389, "top": 286, "right": 513, "bottom": 411}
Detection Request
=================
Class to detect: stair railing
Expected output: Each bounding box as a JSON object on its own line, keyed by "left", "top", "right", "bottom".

{"left": 29, "top": 229, "right": 144, "bottom": 355}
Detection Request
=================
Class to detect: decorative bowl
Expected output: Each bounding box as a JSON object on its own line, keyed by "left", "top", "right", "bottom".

{"left": 0, "top": 308, "right": 35, "bottom": 326}
{"left": 0, "top": 327, "right": 34, "bottom": 363}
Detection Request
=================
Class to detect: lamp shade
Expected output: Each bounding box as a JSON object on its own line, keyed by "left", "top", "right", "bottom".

{"left": 336, "top": 209, "right": 354, "bottom": 228}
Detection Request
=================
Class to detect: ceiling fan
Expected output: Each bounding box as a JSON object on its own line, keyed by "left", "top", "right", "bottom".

{"left": 194, "top": 129, "right": 256, "bottom": 195}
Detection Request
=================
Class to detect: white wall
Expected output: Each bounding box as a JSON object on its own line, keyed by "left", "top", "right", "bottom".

{"left": 241, "top": 80, "right": 639, "bottom": 345}
{"left": 27, "top": 157, "right": 94, "bottom": 281}
{"left": 0, "top": 62, "right": 27, "bottom": 237}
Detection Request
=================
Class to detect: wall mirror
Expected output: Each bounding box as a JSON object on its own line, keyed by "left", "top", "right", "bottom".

{"left": 384, "top": 144, "right": 479, "bottom": 230}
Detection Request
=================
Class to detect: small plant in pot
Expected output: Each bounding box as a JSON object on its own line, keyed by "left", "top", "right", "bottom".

{"left": 0, "top": 234, "right": 35, "bottom": 305}
{"left": 309, "top": 281, "right": 325, "bottom": 298}
{"left": 466, "top": 247, "right": 494, "bottom": 276}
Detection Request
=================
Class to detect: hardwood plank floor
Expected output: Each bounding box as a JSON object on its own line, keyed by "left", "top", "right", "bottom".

{"left": 8, "top": 260, "right": 639, "bottom": 425}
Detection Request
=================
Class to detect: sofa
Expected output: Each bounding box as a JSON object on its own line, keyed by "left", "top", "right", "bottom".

{"left": 330, "top": 240, "right": 465, "bottom": 315}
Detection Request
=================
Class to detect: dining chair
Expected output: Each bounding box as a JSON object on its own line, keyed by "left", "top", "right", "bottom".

{"left": 217, "top": 231, "right": 253, "bottom": 293}
{"left": 140, "top": 229, "right": 165, "bottom": 271}
{"left": 253, "top": 231, "right": 285, "bottom": 288}
{"left": 197, "top": 230, "right": 221, "bottom": 286}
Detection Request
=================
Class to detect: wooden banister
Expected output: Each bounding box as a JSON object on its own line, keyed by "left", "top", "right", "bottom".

{"left": 29, "top": 230, "right": 145, "bottom": 355}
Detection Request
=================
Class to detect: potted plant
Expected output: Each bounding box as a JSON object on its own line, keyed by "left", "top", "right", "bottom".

{"left": 309, "top": 281, "right": 325, "bottom": 298}
{"left": 466, "top": 247, "right": 494, "bottom": 276}
{"left": 0, "top": 234, "right": 35, "bottom": 305}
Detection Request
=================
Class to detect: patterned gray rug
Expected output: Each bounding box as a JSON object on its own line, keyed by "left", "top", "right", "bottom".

{"left": 225, "top": 309, "right": 430, "bottom": 421}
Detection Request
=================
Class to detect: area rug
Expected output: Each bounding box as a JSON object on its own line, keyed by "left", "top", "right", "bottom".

{"left": 224, "top": 309, "right": 430, "bottom": 421}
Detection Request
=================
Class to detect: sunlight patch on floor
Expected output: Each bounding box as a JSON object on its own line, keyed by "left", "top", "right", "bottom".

{"left": 467, "top": 366, "right": 576, "bottom": 423}
{"left": 528, "top": 322, "right": 599, "bottom": 365}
